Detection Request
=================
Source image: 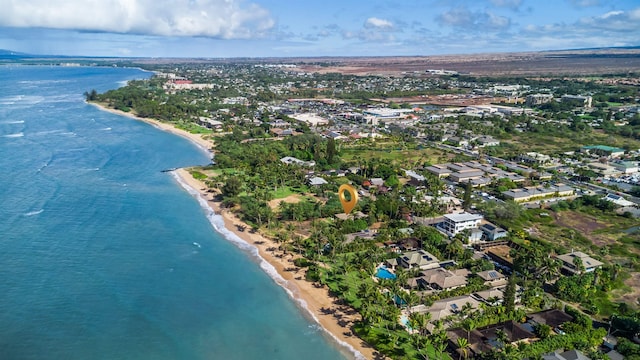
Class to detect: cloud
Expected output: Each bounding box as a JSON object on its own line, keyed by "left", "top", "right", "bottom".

{"left": 578, "top": 7, "right": 640, "bottom": 31}
{"left": 0, "top": 0, "right": 275, "bottom": 39}
{"left": 364, "top": 17, "right": 393, "bottom": 29}
{"left": 436, "top": 7, "right": 511, "bottom": 30}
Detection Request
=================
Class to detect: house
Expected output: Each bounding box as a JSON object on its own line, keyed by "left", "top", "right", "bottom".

{"left": 280, "top": 156, "right": 315, "bottom": 167}
{"left": 543, "top": 349, "right": 590, "bottom": 360}
{"left": 603, "top": 193, "right": 636, "bottom": 207}
{"left": 307, "top": 176, "right": 328, "bottom": 186}
{"left": 370, "top": 178, "right": 385, "bottom": 187}
{"left": 447, "top": 320, "right": 536, "bottom": 358}
{"left": 556, "top": 251, "right": 603, "bottom": 274}
{"left": 473, "top": 288, "right": 506, "bottom": 304}
{"left": 518, "top": 152, "right": 552, "bottom": 166}
{"left": 476, "top": 135, "right": 500, "bottom": 147}
{"left": 408, "top": 268, "right": 469, "bottom": 290}
{"left": 411, "top": 295, "right": 480, "bottom": 327}
{"left": 387, "top": 249, "right": 440, "bottom": 270}
{"left": 476, "top": 270, "right": 507, "bottom": 287}
{"left": 437, "top": 212, "right": 483, "bottom": 238}
{"left": 405, "top": 170, "right": 425, "bottom": 186}
{"left": 480, "top": 223, "right": 508, "bottom": 241}
{"left": 527, "top": 309, "right": 574, "bottom": 330}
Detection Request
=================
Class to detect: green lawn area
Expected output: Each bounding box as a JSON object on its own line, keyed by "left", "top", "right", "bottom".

{"left": 174, "top": 121, "right": 214, "bottom": 134}
{"left": 272, "top": 186, "right": 297, "bottom": 199}
{"left": 341, "top": 143, "right": 445, "bottom": 165}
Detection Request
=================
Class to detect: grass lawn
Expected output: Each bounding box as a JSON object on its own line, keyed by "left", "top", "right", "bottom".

{"left": 272, "top": 186, "right": 297, "bottom": 199}
{"left": 341, "top": 143, "right": 445, "bottom": 165}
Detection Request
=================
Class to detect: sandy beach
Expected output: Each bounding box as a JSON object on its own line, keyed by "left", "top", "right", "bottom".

{"left": 89, "top": 103, "right": 215, "bottom": 153}
{"left": 92, "top": 102, "right": 381, "bottom": 360}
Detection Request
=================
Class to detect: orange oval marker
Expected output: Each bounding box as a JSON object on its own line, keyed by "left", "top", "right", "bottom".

{"left": 338, "top": 184, "right": 359, "bottom": 214}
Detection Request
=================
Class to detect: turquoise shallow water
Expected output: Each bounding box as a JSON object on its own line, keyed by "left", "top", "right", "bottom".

{"left": 0, "top": 65, "right": 349, "bottom": 360}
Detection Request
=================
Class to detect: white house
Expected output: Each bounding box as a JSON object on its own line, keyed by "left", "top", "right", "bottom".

{"left": 438, "top": 212, "right": 483, "bottom": 237}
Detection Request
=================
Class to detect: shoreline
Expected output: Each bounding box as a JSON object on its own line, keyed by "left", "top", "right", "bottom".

{"left": 91, "top": 102, "right": 380, "bottom": 360}
{"left": 88, "top": 102, "right": 214, "bottom": 155}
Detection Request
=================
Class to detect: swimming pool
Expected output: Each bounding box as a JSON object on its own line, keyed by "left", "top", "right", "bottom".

{"left": 376, "top": 267, "right": 397, "bottom": 279}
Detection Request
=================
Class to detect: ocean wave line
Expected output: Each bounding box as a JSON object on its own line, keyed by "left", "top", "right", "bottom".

{"left": 3, "top": 132, "right": 24, "bottom": 138}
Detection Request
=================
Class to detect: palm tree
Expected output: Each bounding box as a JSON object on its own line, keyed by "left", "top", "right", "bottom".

{"left": 462, "top": 318, "right": 477, "bottom": 342}
{"left": 456, "top": 337, "right": 470, "bottom": 360}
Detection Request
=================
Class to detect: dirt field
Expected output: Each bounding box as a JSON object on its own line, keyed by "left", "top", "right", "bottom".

{"left": 552, "top": 211, "right": 612, "bottom": 246}
{"left": 268, "top": 194, "right": 302, "bottom": 209}
{"left": 289, "top": 48, "right": 640, "bottom": 76}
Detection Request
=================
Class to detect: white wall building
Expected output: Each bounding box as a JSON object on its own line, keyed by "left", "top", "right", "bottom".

{"left": 438, "top": 212, "right": 483, "bottom": 237}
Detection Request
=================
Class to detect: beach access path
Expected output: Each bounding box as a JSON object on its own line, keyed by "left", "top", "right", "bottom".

{"left": 91, "top": 102, "right": 383, "bottom": 360}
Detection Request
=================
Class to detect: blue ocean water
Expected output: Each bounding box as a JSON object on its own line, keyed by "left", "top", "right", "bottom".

{"left": 0, "top": 66, "right": 349, "bottom": 360}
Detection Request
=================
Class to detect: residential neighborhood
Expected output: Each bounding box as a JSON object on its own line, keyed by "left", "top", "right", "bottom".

{"left": 92, "top": 60, "right": 640, "bottom": 360}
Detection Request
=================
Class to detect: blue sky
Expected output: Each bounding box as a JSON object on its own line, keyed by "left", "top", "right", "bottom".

{"left": 0, "top": 0, "right": 639, "bottom": 57}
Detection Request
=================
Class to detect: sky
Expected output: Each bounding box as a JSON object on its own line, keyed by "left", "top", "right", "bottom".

{"left": 0, "top": 0, "right": 639, "bottom": 58}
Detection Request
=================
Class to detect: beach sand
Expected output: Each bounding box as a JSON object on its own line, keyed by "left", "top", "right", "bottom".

{"left": 92, "top": 102, "right": 382, "bottom": 360}
{"left": 88, "top": 103, "right": 214, "bottom": 153}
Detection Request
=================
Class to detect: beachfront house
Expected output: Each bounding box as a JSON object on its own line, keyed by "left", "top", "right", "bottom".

{"left": 387, "top": 249, "right": 440, "bottom": 270}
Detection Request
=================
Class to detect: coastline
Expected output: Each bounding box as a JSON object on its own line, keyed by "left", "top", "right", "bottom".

{"left": 88, "top": 102, "right": 214, "bottom": 154}
{"left": 91, "top": 102, "right": 380, "bottom": 360}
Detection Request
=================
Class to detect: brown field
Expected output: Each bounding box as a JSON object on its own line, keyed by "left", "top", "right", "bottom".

{"left": 551, "top": 211, "right": 612, "bottom": 246}
{"left": 287, "top": 48, "right": 640, "bottom": 76}
{"left": 268, "top": 194, "right": 302, "bottom": 209}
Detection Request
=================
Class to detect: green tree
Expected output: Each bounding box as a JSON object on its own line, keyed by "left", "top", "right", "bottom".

{"left": 222, "top": 176, "right": 243, "bottom": 198}
{"left": 504, "top": 274, "right": 517, "bottom": 314}
{"left": 463, "top": 181, "right": 472, "bottom": 211}
{"left": 326, "top": 137, "right": 336, "bottom": 164}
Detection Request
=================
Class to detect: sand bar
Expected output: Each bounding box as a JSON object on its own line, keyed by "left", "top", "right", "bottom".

{"left": 92, "top": 102, "right": 382, "bottom": 360}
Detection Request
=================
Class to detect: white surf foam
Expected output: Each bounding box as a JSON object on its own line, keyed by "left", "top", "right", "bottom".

{"left": 171, "top": 171, "right": 366, "bottom": 360}
{"left": 24, "top": 209, "right": 44, "bottom": 216}
{"left": 1, "top": 120, "right": 25, "bottom": 124}
{"left": 3, "top": 132, "right": 24, "bottom": 138}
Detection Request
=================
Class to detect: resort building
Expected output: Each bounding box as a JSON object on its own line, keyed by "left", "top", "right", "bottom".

{"left": 438, "top": 212, "right": 483, "bottom": 237}
{"left": 556, "top": 251, "right": 603, "bottom": 275}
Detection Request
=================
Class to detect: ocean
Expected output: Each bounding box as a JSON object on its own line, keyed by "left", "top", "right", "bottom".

{"left": 0, "top": 65, "right": 349, "bottom": 360}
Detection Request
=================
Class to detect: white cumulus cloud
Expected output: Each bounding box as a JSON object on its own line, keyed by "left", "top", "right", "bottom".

{"left": 364, "top": 17, "right": 393, "bottom": 29}
{"left": 0, "top": 0, "right": 275, "bottom": 39}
